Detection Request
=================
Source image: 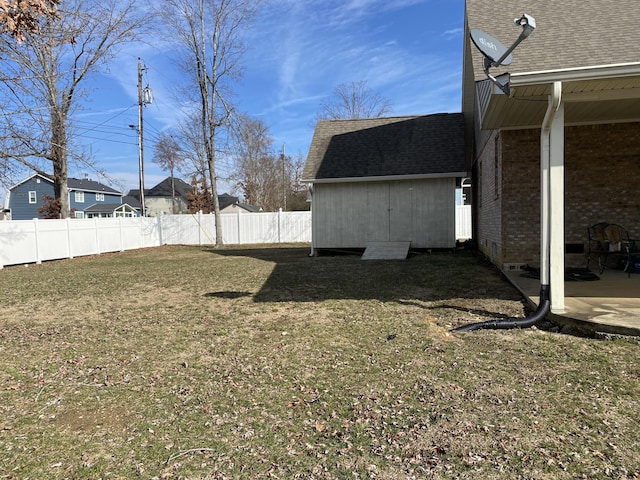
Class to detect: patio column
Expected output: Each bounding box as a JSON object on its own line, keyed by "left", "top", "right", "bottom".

{"left": 549, "top": 99, "right": 565, "bottom": 313}
{"left": 540, "top": 81, "right": 565, "bottom": 314}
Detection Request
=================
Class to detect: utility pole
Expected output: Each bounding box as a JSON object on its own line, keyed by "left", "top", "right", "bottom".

{"left": 131, "top": 58, "right": 153, "bottom": 217}
{"left": 136, "top": 59, "right": 146, "bottom": 217}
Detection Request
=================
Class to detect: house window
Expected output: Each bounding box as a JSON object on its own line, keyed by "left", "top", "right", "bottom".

{"left": 75, "top": 191, "right": 85, "bottom": 203}
{"left": 28, "top": 191, "right": 37, "bottom": 204}
{"left": 74, "top": 211, "right": 84, "bottom": 219}
{"left": 96, "top": 193, "right": 105, "bottom": 202}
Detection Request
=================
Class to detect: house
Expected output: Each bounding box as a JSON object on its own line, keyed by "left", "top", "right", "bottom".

{"left": 302, "top": 114, "right": 466, "bottom": 252}
{"left": 463, "top": 0, "right": 640, "bottom": 312}
{"left": 138, "top": 177, "right": 192, "bottom": 216}
{"left": 218, "top": 193, "right": 263, "bottom": 214}
{"left": 5, "top": 174, "right": 132, "bottom": 220}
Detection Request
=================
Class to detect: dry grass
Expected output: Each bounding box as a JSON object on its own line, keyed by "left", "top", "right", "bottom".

{"left": 0, "top": 245, "right": 638, "bottom": 479}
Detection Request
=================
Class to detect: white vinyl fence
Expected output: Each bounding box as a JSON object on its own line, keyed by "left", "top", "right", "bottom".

{"left": 0, "top": 211, "right": 312, "bottom": 269}
{"left": 456, "top": 205, "right": 472, "bottom": 241}
{"left": 0, "top": 207, "right": 472, "bottom": 268}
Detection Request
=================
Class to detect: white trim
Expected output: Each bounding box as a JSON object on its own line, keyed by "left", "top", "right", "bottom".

{"left": 511, "top": 62, "right": 640, "bottom": 87}
{"left": 303, "top": 172, "right": 468, "bottom": 184}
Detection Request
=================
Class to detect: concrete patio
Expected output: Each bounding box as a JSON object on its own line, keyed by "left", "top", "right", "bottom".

{"left": 505, "top": 267, "right": 640, "bottom": 337}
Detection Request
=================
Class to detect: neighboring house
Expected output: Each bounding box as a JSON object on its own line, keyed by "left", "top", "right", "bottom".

{"left": 302, "top": 114, "right": 467, "bottom": 252}
{"left": 142, "top": 177, "right": 192, "bottom": 216}
{"left": 218, "top": 193, "right": 263, "bottom": 214}
{"left": 463, "top": 0, "right": 640, "bottom": 312}
{"left": 6, "top": 174, "right": 130, "bottom": 220}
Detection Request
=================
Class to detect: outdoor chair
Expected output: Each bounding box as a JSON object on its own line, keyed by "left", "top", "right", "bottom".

{"left": 587, "top": 223, "right": 637, "bottom": 277}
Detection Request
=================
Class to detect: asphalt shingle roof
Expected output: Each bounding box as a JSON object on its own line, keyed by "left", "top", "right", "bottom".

{"left": 466, "top": 0, "right": 640, "bottom": 81}
{"left": 303, "top": 114, "right": 466, "bottom": 181}
{"left": 147, "top": 177, "right": 192, "bottom": 198}
{"left": 68, "top": 178, "right": 120, "bottom": 194}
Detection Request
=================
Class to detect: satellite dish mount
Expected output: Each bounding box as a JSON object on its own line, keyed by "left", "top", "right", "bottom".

{"left": 470, "top": 14, "right": 536, "bottom": 96}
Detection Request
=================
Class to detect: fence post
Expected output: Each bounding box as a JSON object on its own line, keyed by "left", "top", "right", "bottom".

{"left": 67, "top": 218, "right": 74, "bottom": 259}
{"left": 119, "top": 217, "right": 124, "bottom": 252}
{"left": 94, "top": 218, "right": 101, "bottom": 255}
{"left": 33, "top": 218, "right": 42, "bottom": 264}
{"left": 278, "top": 208, "right": 282, "bottom": 243}
{"left": 157, "top": 216, "right": 163, "bottom": 247}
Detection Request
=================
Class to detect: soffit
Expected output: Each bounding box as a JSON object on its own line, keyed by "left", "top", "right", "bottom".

{"left": 480, "top": 75, "right": 640, "bottom": 129}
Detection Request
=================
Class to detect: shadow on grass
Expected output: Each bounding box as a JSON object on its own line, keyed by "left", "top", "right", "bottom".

{"left": 204, "top": 291, "right": 253, "bottom": 299}
{"left": 204, "top": 247, "right": 524, "bottom": 308}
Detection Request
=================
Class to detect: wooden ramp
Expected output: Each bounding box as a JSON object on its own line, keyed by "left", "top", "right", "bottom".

{"left": 361, "top": 241, "right": 411, "bottom": 260}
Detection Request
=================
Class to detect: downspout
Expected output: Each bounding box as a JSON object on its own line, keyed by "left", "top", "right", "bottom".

{"left": 454, "top": 82, "right": 561, "bottom": 332}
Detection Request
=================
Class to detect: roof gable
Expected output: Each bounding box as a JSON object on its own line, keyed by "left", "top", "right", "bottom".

{"left": 9, "top": 173, "right": 52, "bottom": 190}
{"left": 303, "top": 114, "right": 466, "bottom": 181}
{"left": 218, "top": 193, "right": 239, "bottom": 210}
{"left": 147, "top": 177, "right": 192, "bottom": 198}
{"left": 10, "top": 174, "right": 120, "bottom": 195}
{"left": 465, "top": 0, "right": 640, "bottom": 82}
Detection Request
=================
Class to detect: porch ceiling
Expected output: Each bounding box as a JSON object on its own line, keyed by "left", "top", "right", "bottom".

{"left": 481, "top": 75, "right": 640, "bottom": 129}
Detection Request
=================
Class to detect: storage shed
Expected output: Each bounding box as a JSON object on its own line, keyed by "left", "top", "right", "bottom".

{"left": 302, "top": 114, "right": 466, "bottom": 252}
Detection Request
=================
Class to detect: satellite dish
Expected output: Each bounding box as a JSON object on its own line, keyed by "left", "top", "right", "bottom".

{"left": 470, "top": 28, "right": 513, "bottom": 66}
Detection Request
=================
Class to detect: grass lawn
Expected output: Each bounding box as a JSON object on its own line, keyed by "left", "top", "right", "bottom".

{"left": 0, "top": 245, "right": 638, "bottom": 479}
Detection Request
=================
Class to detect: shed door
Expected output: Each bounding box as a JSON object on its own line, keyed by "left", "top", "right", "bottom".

{"left": 389, "top": 183, "right": 414, "bottom": 242}
{"left": 366, "top": 182, "right": 390, "bottom": 242}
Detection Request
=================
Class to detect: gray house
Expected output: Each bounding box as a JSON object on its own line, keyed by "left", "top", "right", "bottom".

{"left": 303, "top": 114, "right": 466, "bottom": 253}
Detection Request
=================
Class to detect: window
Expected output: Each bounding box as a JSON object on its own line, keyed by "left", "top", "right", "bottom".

{"left": 75, "top": 191, "right": 85, "bottom": 203}
{"left": 28, "top": 191, "right": 37, "bottom": 204}
{"left": 74, "top": 211, "right": 84, "bottom": 219}
{"left": 96, "top": 193, "right": 105, "bottom": 201}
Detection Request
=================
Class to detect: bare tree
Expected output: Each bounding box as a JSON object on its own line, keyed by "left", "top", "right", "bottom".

{"left": 287, "top": 152, "right": 310, "bottom": 211}
{"left": 176, "top": 110, "right": 209, "bottom": 190}
{"left": 0, "top": 0, "right": 59, "bottom": 42}
{"left": 231, "top": 114, "right": 307, "bottom": 211}
{"left": 0, "top": 0, "right": 149, "bottom": 218}
{"left": 317, "top": 80, "right": 393, "bottom": 120}
{"left": 160, "top": 0, "right": 257, "bottom": 246}
{"left": 152, "top": 132, "right": 185, "bottom": 213}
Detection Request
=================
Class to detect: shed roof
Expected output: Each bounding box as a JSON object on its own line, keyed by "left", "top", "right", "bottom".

{"left": 302, "top": 114, "right": 466, "bottom": 182}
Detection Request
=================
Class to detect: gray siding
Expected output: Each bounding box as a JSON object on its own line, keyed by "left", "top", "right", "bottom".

{"left": 312, "top": 178, "right": 456, "bottom": 249}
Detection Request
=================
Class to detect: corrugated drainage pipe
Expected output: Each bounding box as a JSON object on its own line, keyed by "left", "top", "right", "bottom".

{"left": 454, "top": 82, "right": 561, "bottom": 333}
{"left": 452, "top": 285, "right": 550, "bottom": 332}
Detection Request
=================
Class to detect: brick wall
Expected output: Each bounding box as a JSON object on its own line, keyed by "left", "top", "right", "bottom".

{"left": 475, "top": 130, "right": 503, "bottom": 263}
{"left": 479, "top": 122, "right": 640, "bottom": 269}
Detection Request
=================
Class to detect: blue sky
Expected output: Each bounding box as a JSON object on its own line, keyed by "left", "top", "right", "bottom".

{"left": 72, "top": 0, "right": 465, "bottom": 196}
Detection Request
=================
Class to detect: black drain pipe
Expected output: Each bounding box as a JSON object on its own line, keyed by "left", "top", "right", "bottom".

{"left": 454, "top": 80, "right": 562, "bottom": 333}
{"left": 452, "top": 284, "right": 550, "bottom": 332}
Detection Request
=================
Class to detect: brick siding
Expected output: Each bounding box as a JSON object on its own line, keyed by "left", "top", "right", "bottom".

{"left": 476, "top": 122, "right": 640, "bottom": 269}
